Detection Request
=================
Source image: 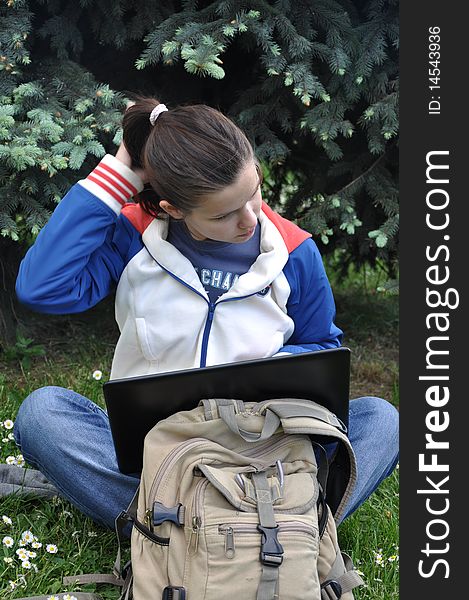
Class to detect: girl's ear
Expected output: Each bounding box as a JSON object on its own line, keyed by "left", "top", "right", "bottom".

{"left": 159, "top": 200, "right": 185, "bottom": 220}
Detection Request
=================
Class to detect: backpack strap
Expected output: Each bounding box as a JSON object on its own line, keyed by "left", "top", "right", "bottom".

{"left": 201, "top": 398, "right": 245, "bottom": 420}
{"left": 255, "top": 399, "right": 347, "bottom": 432}
{"left": 217, "top": 401, "right": 281, "bottom": 442}
{"left": 14, "top": 594, "right": 103, "bottom": 600}
{"left": 62, "top": 574, "right": 124, "bottom": 586}
{"left": 320, "top": 552, "right": 364, "bottom": 600}
{"left": 17, "top": 551, "right": 127, "bottom": 600}
{"left": 252, "top": 471, "right": 284, "bottom": 600}
{"left": 256, "top": 399, "right": 356, "bottom": 522}
{"left": 114, "top": 486, "right": 139, "bottom": 579}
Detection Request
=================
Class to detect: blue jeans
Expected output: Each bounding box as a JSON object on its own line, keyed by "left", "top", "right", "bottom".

{"left": 14, "top": 387, "right": 398, "bottom": 529}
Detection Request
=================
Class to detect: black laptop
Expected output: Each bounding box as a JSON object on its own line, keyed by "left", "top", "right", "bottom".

{"left": 103, "top": 347, "right": 351, "bottom": 474}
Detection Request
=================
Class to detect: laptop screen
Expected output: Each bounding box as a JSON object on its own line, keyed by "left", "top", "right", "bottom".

{"left": 103, "top": 347, "right": 350, "bottom": 474}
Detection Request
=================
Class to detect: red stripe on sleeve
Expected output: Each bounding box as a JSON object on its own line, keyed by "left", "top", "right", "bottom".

{"left": 93, "top": 167, "right": 133, "bottom": 200}
{"left": 97, "top": 162, "right": 138, "bottom": 196}
{"left": 87, "top": 175, "right": 126, "bottom": 207}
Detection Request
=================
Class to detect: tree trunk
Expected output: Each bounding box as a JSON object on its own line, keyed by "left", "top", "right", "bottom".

{"left": 0, "top": 238, "right": 25, "bottom": 349}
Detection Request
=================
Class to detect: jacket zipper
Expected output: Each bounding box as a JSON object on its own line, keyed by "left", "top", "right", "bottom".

{"left": 146, "top": 256, "right": 261, "bottom": 369}
{"left": 218, "top": 521, "right": 317, "bottom": 558}
{"left": 199, "top": 293, "right": 261, "bottom": 367}
{"left": 200, "top": 302, "right": 216, "bottom": 367}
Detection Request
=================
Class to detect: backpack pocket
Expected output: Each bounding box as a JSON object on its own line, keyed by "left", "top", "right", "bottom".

{"left": 199, "top": 463, "right": 318, "bottom": 513}
{"left": 182, "top": 462, "right": 321, "bottom": 600}
{"left": 189, "top": 517, "right": 320, "bottom": 600}
{"left": 130, "top": 526, "right": 170, "bottom": 600}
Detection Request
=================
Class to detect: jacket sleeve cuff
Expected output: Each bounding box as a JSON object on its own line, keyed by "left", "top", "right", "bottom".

{"left": 78, "top": 154, "right": 145, "bottom": 215}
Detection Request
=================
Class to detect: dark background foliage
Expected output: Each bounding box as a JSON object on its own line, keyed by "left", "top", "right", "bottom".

{"left": 0, "top": 0, "right": 398, "bottom": 343}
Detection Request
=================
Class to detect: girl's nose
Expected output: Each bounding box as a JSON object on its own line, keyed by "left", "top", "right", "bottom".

{"left": 239, "top": 204, "right": 257, "bottom": 229}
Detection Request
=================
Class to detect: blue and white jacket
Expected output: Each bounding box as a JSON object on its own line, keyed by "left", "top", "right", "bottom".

{"left": 16, "top": 155, "right": 343, "bottom": 379}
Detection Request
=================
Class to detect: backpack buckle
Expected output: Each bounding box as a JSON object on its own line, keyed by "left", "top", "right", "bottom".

{"left": 152, "top": 502, "right": 185, "bottom": 527}
{"left": 162, "top": 586, "right": 186, "bottom": 599}
{"left": 257, "top": 525, "right": 284, "bottom": 567}
{"left": 321, "top": 579, "right": 343, "bottom": 600}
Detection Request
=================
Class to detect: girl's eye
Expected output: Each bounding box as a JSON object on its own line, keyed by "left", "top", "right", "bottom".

{"left": 213, "top": 214, "right": 229, "bottom": 220}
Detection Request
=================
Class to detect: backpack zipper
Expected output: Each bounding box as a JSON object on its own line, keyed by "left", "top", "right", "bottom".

{"left": 187, "top": 478, "right": 209, "bottom": 555}
{"left": 192, "top": 478, "right": 209, "bottom": 520}
{"left": 218, "top": 521, "right": 317, "bottom": 558}
{"left": 188, "top": 515, "right": 201, "bottom": 555}
{"left": 148, "top": 434, "right": 309, "bottom": 511}
{"left": 148, "top": 438, "right": 211, "bottom": 507}
{"left": 241, "top": 434, "right": 309, "bottom": 461}
{"left": 222, "top": 526, "right": 235, "bottom": 558}
{"left": 147, "top": 431, "right": 315, "bottom": 534}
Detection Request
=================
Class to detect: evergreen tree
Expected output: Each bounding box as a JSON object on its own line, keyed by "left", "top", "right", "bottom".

{"left": 0, "top": 0, "right": 398, "bottom": 340}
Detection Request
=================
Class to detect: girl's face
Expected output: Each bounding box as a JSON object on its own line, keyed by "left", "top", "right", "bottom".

{"left": 160, "top": 162, "right": 262, "bottom": 243}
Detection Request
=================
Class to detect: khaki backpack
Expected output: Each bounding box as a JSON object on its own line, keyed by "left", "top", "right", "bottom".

{"left": 112, "top": 397, "right": 364, "bottom": 600}
{"left": 17, "top": 398, "right": 364, "bottom": 600}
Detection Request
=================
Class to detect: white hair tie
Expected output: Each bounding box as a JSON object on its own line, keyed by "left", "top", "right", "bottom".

{"left": 149, "top": 104, "right": 168, "bottom": 125}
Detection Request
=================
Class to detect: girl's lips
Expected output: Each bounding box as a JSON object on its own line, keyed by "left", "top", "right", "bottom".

{"left": 238, "top": 227, "right": 255, "bottom": 238}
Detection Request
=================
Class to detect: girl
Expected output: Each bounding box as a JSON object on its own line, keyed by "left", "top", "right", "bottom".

{"left": 14, "top": 98, "right": 398, "bottom": 529}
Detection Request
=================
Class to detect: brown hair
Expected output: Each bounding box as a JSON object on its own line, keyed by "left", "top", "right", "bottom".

{"left": 122, "top": 96, "right": 258, "bottom": 218}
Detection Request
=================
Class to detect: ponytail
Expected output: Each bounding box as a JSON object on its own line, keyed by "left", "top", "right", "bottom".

{"left": 121, "top": 96, "right": 255, "bottom": 218}
{"left": 122, "top": 95, "right": 160, "bottom": 169}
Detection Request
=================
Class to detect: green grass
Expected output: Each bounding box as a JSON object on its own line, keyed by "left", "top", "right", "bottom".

{"left": 339, "top": 469, "right": 399, "bottom": 599}
{"left": 0, "top": 288, "right": 399, "bottom": 599}
{"left": 0, "top": 494, "right": 121, "bottom": 599}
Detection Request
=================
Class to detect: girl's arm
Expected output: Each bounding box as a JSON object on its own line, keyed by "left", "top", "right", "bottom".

{"left": 16, "top": 155, "right": 144, "bottom": 314}
{"left": 278, "top": 238, "right": 343, "bottom": 354}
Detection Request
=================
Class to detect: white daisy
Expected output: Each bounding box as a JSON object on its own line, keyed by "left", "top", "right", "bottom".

{"left": 2, "top": 536, "right": 14, "bottom": 548}
{"left": 21, "top": 530, "right": 34, "bottom": 544}
{"left": 3, "top": 419, "right": 14, "bottom": 429}
{"left": 92, "top": 370, "right": 103, "bottom": 380}
{"left": 46, "top": 543, "right": 58, "bottom": 554}
{"left": 2, "top": 515, "right": 12, "bottom": 525}
{"left": 16, "top": 548, "right": 29, "bottom": 560}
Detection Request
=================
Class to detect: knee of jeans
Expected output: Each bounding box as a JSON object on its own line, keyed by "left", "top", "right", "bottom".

{"left": 353, "top": 396, "right": 399, "bottom": 448}
{"left": 14, "top": 386, "right": 68, "bottom": 449}
{"left": 373, "top": 396, "right": 398, "bottom": 445}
